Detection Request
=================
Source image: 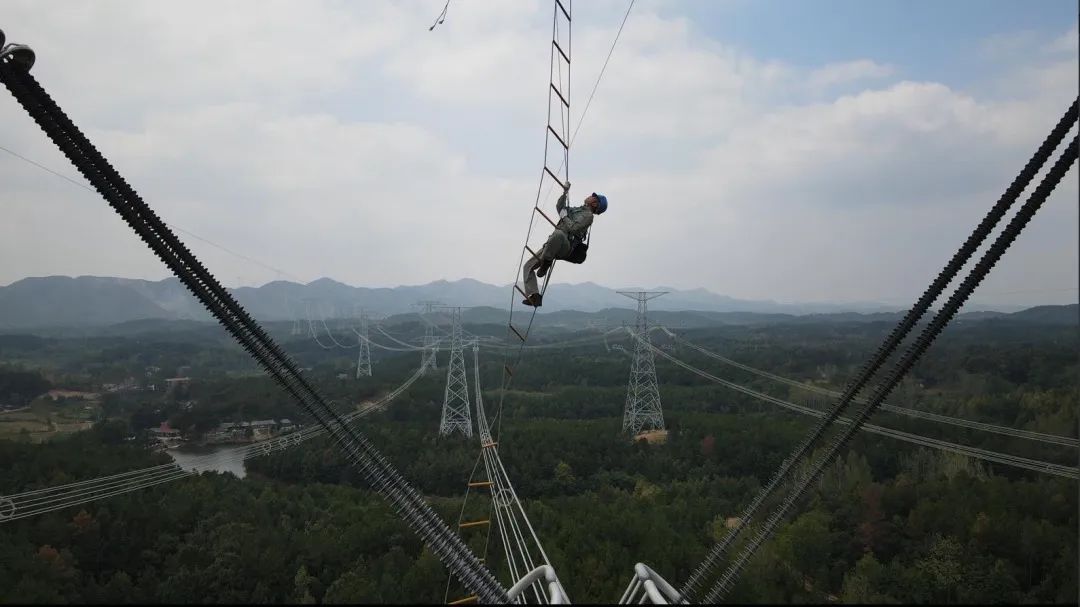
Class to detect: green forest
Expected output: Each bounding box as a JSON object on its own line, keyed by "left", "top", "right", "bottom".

{"left": 0, "top": 315, "right": 1076, "bottom": 603}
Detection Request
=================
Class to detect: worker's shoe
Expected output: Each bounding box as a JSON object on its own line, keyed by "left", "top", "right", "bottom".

{"left": 536, "top": 259, "right": 553, "bottom": 278}
{"left": 522, "top": 293, "right": 543, "bottom": 307}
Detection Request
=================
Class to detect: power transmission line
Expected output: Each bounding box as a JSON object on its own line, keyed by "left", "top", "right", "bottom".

{"left": 666, "top": 330, "right": 1079, "bottom": 448}
{"left": 0, "top": 142, "right": 303, "bottom": 282}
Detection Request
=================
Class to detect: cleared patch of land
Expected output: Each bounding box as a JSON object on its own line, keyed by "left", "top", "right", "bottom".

{"left": 0, "top": 397, "right": 100, "bottom": 442}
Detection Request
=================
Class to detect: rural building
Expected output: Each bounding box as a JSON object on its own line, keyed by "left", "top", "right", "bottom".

{"left": 149, "top": 421, "right": 181, "bottom": 448}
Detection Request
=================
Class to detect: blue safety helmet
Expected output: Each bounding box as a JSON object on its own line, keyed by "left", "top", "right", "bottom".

{"left": 592, "top": 193, "right": 608, "bottom": 215}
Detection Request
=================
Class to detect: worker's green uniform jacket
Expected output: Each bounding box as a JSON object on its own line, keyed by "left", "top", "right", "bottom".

{"left": 555, "top": 192, "right": 594, "bottom": 239}
{"left": 522, "top": 192, "right": 593, "bottom": 298}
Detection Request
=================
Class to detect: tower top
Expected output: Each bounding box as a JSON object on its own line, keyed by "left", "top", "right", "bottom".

{"left": 616, "top": 291, "right": 669, "bottom": 302}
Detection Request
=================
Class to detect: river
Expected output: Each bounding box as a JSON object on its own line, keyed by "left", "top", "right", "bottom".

{"left": 166, "top": 444, "right": 247, "bottom": 478}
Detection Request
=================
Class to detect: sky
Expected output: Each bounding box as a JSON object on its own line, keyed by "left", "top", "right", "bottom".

{"left": 0, "top": 0, "right": 1077, "bottom": 308}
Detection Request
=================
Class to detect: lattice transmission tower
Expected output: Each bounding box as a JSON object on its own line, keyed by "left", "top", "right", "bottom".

{"left": 415, "top": 300, "right": 442, "bottom": 374}
{"left": 619, "top": 291, "right": 668, "bottom": 434}
{"left": 355, "top": 310, "right": 372, "bottom": 378}
{"left": 439, "top": 307, "right": 473, "bottom": 437}
{"left": 289, "top": 301, "right": 303, "bottom": 336}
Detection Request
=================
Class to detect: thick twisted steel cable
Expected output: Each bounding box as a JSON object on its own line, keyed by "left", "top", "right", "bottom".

{"left": 678, "top": 97, "right": 1079, "bottom": 602}
{"left": 0, "top": 56, "right": 505, "bottom": 601}
{"left": 672, "top": 334, "right": 1079, "bottom": 448}
{"left": 704, "top": 136, "right": 1079, "bottom": 603}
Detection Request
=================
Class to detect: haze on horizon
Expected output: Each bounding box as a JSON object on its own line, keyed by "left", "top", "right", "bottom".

{"left": 1, "top": 0, "right": 1077, "bottom": 310}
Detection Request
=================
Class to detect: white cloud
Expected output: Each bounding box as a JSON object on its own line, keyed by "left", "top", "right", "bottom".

{"left": 0, "top": 0, "right": 416, "bottom": 120}
{"left": 1044, "top": 22, "right": 1078, "bottom": 54}
{"left": 0, "top": 2, "right": 1076, "bottom": 308}
{"left": 980, "top": 29, "right": 1045, "bottom": 59}
{"left": 806, "top": 59, "right": 894, "bottom": 90}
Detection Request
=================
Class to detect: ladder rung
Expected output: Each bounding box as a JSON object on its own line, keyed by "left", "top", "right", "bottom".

{"left": 514, "top": 284, "right": 528, "bottom": 299}
{"left": 550, "top": 82, "right": 570, "bottom": 108}
{"left": 468, "top": 481, "right": 494, "bottom": 487}
{"left": 449, "top": 596, "right": 478, "bottom": 605}
{"left": 547, "top": 125, "right": 569, "bottom": 151}
{"left": 524, "top": 244, "right": 540, "bottom": 260}
{"left": 504, "top": 364, "right": 514, "bottom": 377}
{"left": 482, "top": 442, "right": 499, "bottom": 449}
{"left": 535, "top": 207, "right": 558, "bottom": 228}
{"left": 552, "top": 40, "right": 570, "bottom": 66}
{"left": 509, "top": 324, "right": 526, "bottom": 342}
{"left": 544, "top": 165, "right": 567, "bottom": 189}
{"left": 459, "top": 519, "right": 491, "bottom": 528}
{"left": 555, "top": 0, "right": 570, "bottom": 22}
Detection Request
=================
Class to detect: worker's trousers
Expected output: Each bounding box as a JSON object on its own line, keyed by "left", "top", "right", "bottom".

{"left": 522, "top": 229, "right": 571, "bottom": 297}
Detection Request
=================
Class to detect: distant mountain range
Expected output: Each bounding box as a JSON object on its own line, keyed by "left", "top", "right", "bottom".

{"left": 0, "top": 275, "right": 1074, "bottom": 331}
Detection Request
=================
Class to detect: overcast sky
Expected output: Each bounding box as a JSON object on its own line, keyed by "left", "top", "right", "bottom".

{"left": 1, "top": 0, "right": 1077, "bottom": 308}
